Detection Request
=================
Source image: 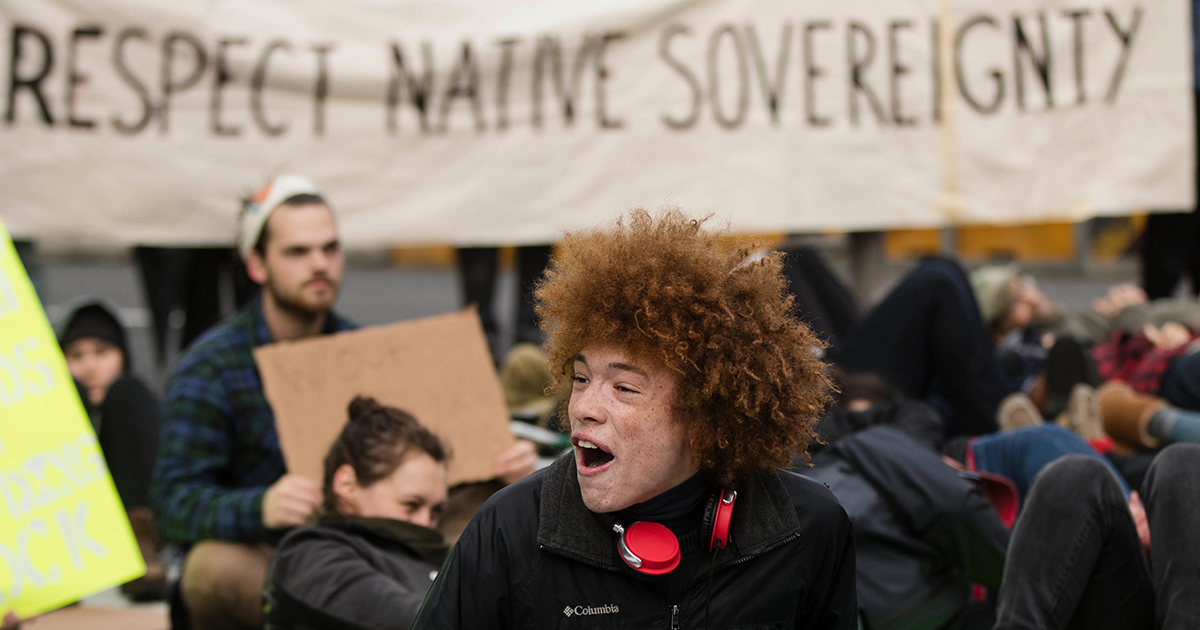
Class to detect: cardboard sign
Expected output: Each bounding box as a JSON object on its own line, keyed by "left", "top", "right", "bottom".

{"left": 254, "top": 308, "right": 516, "bottom": 486}
{"left": 0, "top": 220, "right": 144, "bottom": 620}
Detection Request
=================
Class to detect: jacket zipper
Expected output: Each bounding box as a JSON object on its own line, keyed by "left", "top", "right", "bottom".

{"left": 538, "top": 544, "right": 625, "bottom": 573}
{"left": 668, "top": 532, "right": 804, "bottom": 630}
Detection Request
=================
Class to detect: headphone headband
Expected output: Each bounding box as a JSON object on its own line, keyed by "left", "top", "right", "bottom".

{"left": 614, "top": 488, "right": 737, "bottom": 575}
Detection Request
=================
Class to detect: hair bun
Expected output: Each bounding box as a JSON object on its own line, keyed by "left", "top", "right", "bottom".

{"left": 347, "top": 395, "right": 383, "bottom": 422}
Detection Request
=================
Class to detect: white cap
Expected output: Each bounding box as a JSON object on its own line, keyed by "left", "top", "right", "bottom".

{"left": 237, "top": 174, "right": 324, "bottom": 261}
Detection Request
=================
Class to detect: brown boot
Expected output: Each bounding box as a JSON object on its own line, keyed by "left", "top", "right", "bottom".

{"left": 121, "top": 507, "right": 169, "bottom": 602}
{"left": 1097, "top": 381, "right": 1166, "bottom": 450}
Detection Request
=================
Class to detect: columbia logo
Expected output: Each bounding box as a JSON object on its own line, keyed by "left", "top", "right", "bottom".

{"left": 562, "top": 604, "right": 620, "bottom": 617}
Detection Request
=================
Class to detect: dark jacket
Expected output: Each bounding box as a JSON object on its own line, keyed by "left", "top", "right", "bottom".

{"left": 264, "top": 516, "right": 448, "bottom": 630}
{"left": 807, "top": 426, "right": 1009, "bottom": 630}
{"left": 55, "top": 297, "right": 160, "bottom": 509}
{"left": 413, "top": 453, "right": 857, "bottom": 629}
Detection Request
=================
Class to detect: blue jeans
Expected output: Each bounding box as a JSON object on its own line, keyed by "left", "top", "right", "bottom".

{"left": 971, "top": 424, "right": 1130, "bottom": 503}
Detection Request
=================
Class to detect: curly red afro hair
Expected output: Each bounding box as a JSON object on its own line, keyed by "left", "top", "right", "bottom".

{"left": 535, "top": 208, "right": 832, "bottom": 485}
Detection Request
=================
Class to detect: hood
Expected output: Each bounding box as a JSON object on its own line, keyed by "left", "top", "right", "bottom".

{"left": 54, "top": 297, "right": 132, "bottom": 373}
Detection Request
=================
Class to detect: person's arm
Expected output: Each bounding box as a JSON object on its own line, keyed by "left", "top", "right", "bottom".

{"left": 797, "top": 502, "right": 858, "bottom": 629}
{"left": 926, "top": 489, "right": 1010, "bottom": 589}
{"left": 150, "top": 360, "right": 268, "bottom": 542}
{"left": 268, "top": 535, "right": 431, "bottom": 630}
{"left": 412, "top": 500, "right": 514, "bottom": 629}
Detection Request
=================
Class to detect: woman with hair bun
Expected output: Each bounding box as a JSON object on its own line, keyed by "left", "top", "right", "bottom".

{"left": 263, "top": 396, "right": 450, "bottom": 630}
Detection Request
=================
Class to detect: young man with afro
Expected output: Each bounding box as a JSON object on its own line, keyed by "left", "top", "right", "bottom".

{"left": 413, "top": 209, "right": 856, "bottom": 629}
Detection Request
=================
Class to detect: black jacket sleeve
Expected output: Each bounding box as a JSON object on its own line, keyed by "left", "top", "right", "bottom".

{"left": 796, "top": 486, "right": 859, "bottom": 629}
{"left": 411, "top": 489, "right": 521, "bottom": 629}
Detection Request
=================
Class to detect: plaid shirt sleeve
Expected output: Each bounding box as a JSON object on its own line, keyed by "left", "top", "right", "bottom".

{"left": 151, "top": 355, "right": 269, "bottom": 543}
{"left": 1092, "top": 330, "right": 1198, "bottom": 395}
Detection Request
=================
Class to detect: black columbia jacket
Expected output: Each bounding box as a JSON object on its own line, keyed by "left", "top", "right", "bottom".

{"left": 412, "top": 454, "right": 856, "bottom": 629}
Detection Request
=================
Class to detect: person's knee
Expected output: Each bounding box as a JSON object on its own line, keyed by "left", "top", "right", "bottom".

{"left": 908, "top": 258, "right": 965, "bottom": 292}
{"left": 1145, "top": 443, "right": 1200, "bottom": 490}
{"left": 180, "top": 542, "right": 268, "bottom": 616}
{"left": 1031, "top": 454, "right": 1113, "bottom": 498}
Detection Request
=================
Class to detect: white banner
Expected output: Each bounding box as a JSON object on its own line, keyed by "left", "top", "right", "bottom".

{"left": 0, "top": 0, "right": 1192, "bottom": 246}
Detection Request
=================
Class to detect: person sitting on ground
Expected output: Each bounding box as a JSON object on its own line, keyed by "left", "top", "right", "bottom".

{"left": 263, "top": 397, "right": 450, "bottom": 630}
{"left": 56, "top": 298, "right": 165, "bottom": 601}
{"left": 151, "top": 175, "right": 357, "bottom": 630}
{"left": 994, "top": 443, "right": 1200, "bottom": 629}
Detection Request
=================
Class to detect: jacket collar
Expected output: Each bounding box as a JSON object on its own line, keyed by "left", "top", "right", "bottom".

{"left": 318, "top": 514, "right": 449, "bottom": 566}
{"left": 536, "top": 454, "right": 801, "bottom": 568}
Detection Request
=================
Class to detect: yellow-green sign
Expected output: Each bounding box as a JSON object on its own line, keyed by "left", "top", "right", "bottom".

{"left": 0, "top": 220, "right": 144, "bottom": 619}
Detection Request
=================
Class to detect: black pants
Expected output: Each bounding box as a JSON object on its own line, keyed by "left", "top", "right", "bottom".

{"left": 1141, "top": 212, "right": 1200, "bottom": 299}
{"left": 778, "top": 245, "right": 859, "bottom": 350}
{"left": 134, "top": 246, "right": 252, "bottom": 365}
{"left": 995, "top": 444, "right": 1200, "bottom": 629}
{"left": 456, "top": 245, "right": 551, "bottom": 359}
{"left": 832, "top": 257, "right": 1007, "bottom": 437}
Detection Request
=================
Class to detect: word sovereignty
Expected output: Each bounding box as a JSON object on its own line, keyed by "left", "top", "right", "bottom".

{"left": 3, "top": 7, "right": 1144, "bottom": 137}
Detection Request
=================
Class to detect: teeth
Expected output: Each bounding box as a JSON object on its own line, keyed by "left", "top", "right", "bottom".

{"left": 578, "top": 440, "right": 599, "bottom": 449}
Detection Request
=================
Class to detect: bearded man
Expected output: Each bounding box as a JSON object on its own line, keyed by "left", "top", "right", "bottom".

{"left": 413, "top": 209, "right": 857, "bottom": 629}
{"left": 151, "top": 175, "right": 354, "bottom": 630}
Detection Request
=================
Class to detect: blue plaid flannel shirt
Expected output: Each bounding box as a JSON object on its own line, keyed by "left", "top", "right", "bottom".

{"left": 151, "top": 297, "right": 356, "bottom": 543}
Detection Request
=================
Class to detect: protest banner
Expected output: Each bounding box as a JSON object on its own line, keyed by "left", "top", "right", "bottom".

{"left": 0, "top": 220, "right": 144, "bottom": 620}
{"left": 0, "top": 0, "right": 1192, "bottom": 246}
{"left": 254, "top": 307, "right": 516, "bottom": 487}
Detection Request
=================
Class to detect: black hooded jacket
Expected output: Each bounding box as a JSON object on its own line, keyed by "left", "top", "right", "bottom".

{"left": 412, "top": 453, "right": 857, "bottom": 629}
{"left": 264, "top": 516, "right": 448, "bottom": 630}
{"left": 56, "top": 298, "right": 159, "bottom": 509}
{"left": 807, "top": 426, "right": 1008, "bottom": 630}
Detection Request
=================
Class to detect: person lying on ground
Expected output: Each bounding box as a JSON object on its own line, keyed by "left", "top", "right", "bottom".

{"left": 832, "top": 257, "right": 1011, "bottom": 437}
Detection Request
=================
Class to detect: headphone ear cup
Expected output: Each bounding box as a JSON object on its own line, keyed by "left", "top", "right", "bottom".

{"left": 701, "top": 492, "right": 719, "bottom": 550}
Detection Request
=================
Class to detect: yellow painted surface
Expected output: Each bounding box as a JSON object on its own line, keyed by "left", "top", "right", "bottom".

{"left": 887, "top": 223, "right": 1076, "bottom": 260}
{"left": 0, "top": 220, "right": 144, "bottom": 619}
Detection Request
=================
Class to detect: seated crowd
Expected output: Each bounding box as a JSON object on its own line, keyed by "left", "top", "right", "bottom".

{"left": 8, "top": 180, "right": 1200, "bottom": 630}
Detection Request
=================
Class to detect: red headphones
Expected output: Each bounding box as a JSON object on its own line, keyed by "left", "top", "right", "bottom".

{"left": 612, "top": 489, "right": 736, "bottom": 575}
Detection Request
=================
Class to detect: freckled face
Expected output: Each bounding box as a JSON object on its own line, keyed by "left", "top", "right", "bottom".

{"left": 569, "top": 346, "right": 698, "bottom": 513}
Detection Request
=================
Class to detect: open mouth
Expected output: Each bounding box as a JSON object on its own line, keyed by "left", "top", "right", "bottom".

{"left": 576, "top": 439, "right": 615, "bottom": 469}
